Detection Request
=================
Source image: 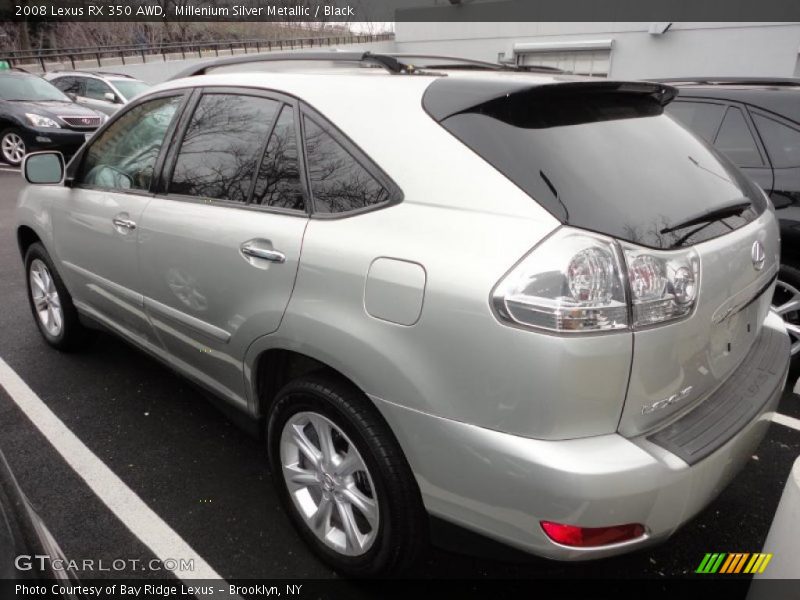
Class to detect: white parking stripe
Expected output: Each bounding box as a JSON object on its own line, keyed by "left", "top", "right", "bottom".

{"left": 0, "top": 167, "right": 20, "bottom": 173}
{"left": 772, "top": 412, "right": 800, "bottom": 432}
{"left": 0, "top": 356, "right": 224, "bottom": 581}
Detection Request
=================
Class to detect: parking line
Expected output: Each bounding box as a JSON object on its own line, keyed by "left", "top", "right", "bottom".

{"left": 0, "top": 356, "right": 224, "bottom": 581}
{"left": 772, "top": 412, "right": 800, "bottom": 432}
{"left": 0, "top": 167, "right": 20, "bottom": 173}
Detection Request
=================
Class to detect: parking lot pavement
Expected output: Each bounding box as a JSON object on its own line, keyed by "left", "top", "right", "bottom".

{"left": 1, "top": 168, "right": 799, "bottom": 581}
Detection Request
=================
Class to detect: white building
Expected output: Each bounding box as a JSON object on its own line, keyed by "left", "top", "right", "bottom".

{"left": 394, "top": 22, "right": 800, "bottom": 78}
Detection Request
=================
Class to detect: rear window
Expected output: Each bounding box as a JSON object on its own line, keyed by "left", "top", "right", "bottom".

{"left": 429, "top": 83, "right": 766, "bottom": 249}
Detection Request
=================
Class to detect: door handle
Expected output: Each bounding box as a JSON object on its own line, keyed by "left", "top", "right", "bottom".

{"left": 240, "top": 242, "right": 285, "bottom": 264}
{"left": 111, "top": 214, "right": 136, "bottom": 234}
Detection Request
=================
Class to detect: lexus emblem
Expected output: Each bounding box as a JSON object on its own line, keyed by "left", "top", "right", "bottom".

{"left": 81, "top": 118, "right": 91, "bottom": 125}
{"left": 751, "top": 241, "right": 766, "bottom": 271}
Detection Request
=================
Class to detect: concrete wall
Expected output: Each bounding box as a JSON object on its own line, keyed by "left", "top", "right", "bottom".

{"left": 394, "top": 22, "right": 800, "bottom": 78}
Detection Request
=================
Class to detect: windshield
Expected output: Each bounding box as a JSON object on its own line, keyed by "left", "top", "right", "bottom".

{"left": 0, "top": 75, "right": 71, "bottom": 102}
{"left": 112, "top": 80, "right": 150, "bottom": 101}
{"left": 431, "top": 83, "right": 766, "bottom": 249}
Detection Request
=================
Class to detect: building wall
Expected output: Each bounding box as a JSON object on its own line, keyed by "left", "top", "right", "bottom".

{"left": 394, "top": 22, "right": 800, "bottom": 78}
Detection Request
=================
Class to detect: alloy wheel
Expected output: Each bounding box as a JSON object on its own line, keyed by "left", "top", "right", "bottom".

{"left": 280, "top": 411, "right": 380, "bottom": 556}
{"left": 29, "top": 259, "right": 63, "bottom": 337}
{"left": 1, "top": 132, "right": 25, "bottom": 165}
{"left": 772, "top": 278, "right": 800, "bottom": 356}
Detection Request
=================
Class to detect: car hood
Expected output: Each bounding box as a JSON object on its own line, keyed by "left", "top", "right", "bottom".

{"left": 5, "top": 99, "right": 101, "bottom": 119}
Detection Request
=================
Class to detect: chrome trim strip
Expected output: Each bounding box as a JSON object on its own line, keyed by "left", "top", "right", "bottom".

{"left": 62, "top": 260, "right": 143, "bottom": 305}
{"left": 143, "top": 297, "right": 231, "bottom": 343}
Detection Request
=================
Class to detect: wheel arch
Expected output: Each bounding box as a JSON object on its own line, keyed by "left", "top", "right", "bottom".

{"left": 17, "top": 224, "right": 43, "bottom": 260}
{"left": 252, "top": 347, "right": 368, "bottom": 420}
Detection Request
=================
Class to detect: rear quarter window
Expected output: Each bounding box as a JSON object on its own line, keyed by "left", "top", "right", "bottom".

{"left": 666, "top": 100, "right": 726, "bottom": 143}
{"left": 752, "top": 112, "right": 800, "bottom": 168}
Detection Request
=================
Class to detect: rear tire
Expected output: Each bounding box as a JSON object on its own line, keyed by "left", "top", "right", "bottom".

{"left": 267, "top": 372, "right": 427, "bottom": 577}
{"left": 24, "top": 242, "right": 93, "bottom": 351}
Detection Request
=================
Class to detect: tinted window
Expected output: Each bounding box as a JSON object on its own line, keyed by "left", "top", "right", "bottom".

{"left": 170, "top": 94, "right": 279, "bottom": 203}
{"left": 85, "top": 78, "right": 113, "bottom": 101}
{"left": 432, "top": 86, "right": 764, "bottom": 249}
{"left": 0, "top": 74, "right": 70, "bottom": 102}
{"left": 78, "top": 95, "right": 182, "bottom": 191}
{"left": 666, "top": 101, "right": 725, "bottom": 143}
{"left": 753, "top": 113, "right": 800, "bottom": 168}
{"left": 52, "top": 76, "right": 82, "bottom": 96}
{"left": 303, "top": 117, "right": 389, "bottom": 214}
{"left": 714, "top": 107, "right": 763, "bottom": 167}
{"left": 112, "top": 80, "right": 150, "bottom": 101}
{"left": 252, "top": 106, "right": 304, "bottom": 210}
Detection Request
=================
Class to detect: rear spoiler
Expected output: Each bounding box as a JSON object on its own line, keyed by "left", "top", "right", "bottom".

{"left": 423, "top": 79, "right": 677, "bottom": 122}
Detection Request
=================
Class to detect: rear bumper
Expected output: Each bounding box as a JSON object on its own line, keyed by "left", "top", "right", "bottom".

{"left": 373, "top": 311, "right": 789, "bottom": 560}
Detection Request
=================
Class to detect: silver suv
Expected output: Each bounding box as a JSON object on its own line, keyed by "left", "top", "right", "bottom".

{"left": 15, "top": 53, "right": 790, "bottom": 576}
{"left": 45, "top": 71, "right": 150, "bottom": 116}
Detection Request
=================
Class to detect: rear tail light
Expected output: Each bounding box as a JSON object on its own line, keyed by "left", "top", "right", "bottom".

{"left": 492, "top": 229, "right": 629, "bottom": 332}
{"left": 622, "top": 243, "right": 699, "bottom": 328}
{"left": 493, "top": 226, "right": 700, "bottom": 333}
{"left": 540, "top": 521, "right": 645, "bottom": 547}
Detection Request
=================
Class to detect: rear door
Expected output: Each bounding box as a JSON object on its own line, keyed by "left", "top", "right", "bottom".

{"left": 138, "top": 89, "right": 308, "bottom": 408}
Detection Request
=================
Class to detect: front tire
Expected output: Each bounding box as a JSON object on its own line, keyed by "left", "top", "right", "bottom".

{"left": 1, "top": 128, "right": 26, "bottom": 166}
{"left": 24, "top": 242, "right": 93, "bottom": 351}
{"left": 267, "top": 373, "right": 427, "bottom": 577}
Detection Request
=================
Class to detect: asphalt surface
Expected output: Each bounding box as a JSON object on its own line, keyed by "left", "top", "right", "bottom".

{"left": 0, "top": 167, "right": 799, "bottom": 581}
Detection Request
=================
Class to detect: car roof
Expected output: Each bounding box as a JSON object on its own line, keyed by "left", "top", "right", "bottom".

{"left": 49, "top": 71, "right": 141, "bottom": 82}
{"left": 662, "top": 79, "right": 800, "bottom": 124}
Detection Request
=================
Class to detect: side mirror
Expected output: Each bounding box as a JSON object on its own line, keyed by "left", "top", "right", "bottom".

{"left": 103, "top": 92, "right": 118, "bottom": 103}
{"left": 66, "top": 92, "right": 77, "bottom": 102}
{"left": 23, "top": 151, "right": 65, "bottom": 185}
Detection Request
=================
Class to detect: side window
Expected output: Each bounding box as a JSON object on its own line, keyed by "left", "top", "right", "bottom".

{"left": 85, "top": 78, "right": 113, "bottom": 101}
{"left": 752, "top": 113, "right": 800, "bottom": 168}
{"left": 666, "top": 101, "right": 726, "bottom": 143}
{"left": 303, "top": 116, "right": 390, "bottom": 214}
{"left": 252, "top": 105, "right": 304, "bottom": 210}
{"left": 53, "top": 76, "right": 82, "bottom": 96}
{"left": 169, "top": 93, "right": 279, "bottom": 204}
{"left": 78, "top": 95, "right": 183, "bottom": 192}
{"left": 714, "top": 107, "right": 763, "bottom": 167}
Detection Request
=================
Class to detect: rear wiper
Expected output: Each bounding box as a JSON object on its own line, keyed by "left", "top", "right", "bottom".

{"left": 660, "top": 199, "right": 752, "bottom": 235}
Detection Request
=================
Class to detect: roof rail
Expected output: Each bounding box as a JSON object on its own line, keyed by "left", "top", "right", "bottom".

{"left": 169, "top": 51, "right": 521, "bottom": 80}
{"left": 170, "top": 51, "right": 409, "bottom": 80}
{"left": 650, "top": 76, "right": 800, "bottom": 87}
{"left": 49, "top": 69, "right": 136, "bottom": 78}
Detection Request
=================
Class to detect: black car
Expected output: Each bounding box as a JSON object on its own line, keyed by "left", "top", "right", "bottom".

{"left": 661, "top": 77, "right": 800, "bottom": 355}
{"left": 0, "top": 449, "right": 80, "bottom": 598}
{"left": 0, "top": 70, "right": 105, "bottom": 166}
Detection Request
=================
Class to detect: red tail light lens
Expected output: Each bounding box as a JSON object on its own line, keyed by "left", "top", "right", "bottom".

{"left": 540, "top": 521, "right": 645, "bottom": 547}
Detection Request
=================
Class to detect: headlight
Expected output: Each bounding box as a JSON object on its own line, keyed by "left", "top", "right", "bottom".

{"left": 493, "top": 226, "right": 700, "bottom": 334}
{"left": 25, "top": 113, "right": 61, "bottom": 128}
